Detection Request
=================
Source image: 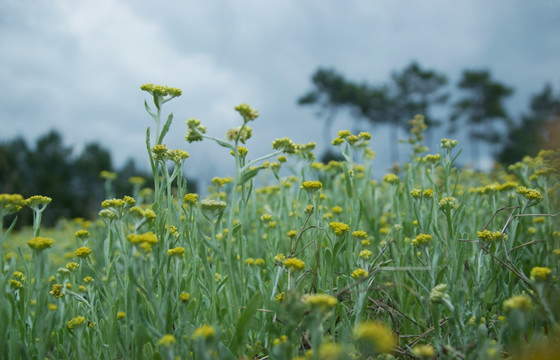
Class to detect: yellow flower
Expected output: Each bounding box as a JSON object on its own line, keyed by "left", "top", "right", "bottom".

{"left": 438, "top": 196, "right": 458, "bottom": 210}
{"left": 183, "top": 193, "right": 198, "bottom": 205}
{"left": 329, "top": 222, "right": 350, "bottom": 236}
{"left": 193, "top": 325, "right": 216, "bottom": 340}
{"left": 477, "top": 229, "right": 504, "bottom": 242}
{"left": 301, "top": 180, "right": 323, "bottom": 192}
{"left": 67, "top": 316, "right": 86, "bottom": 330}
{"left": 272, "top": 335, "right": 288, "bottom": 346}
{"left": 48, "top": 303, "right": 57, "bottom": 311}
{"left": 66, "top": 262, "right": 79, "bottom": 272}
{"left": 157, "top": 334, "right": 177, "bottom": 347}
{"left": 0, "top": 193, "right": 26, "bottom": 216}
{"left": 359, "top": 250, "right": 372, "bottom": 259}
{"left": 412, "top": 344, "right": 436, "bottom": 358}
{"left": 83, "top": 276, "right": 94, "bottom": 283}
{"left": 318, "top": 342, "right": 344, "bottom": 360}
{"left": 412, "top": 233, "right": 432, "bottom": 247}
{"left": 141, "top": 83, "right": 182, "bottom": 98}
{"left": 383, "top": 173, "right": 399, "bottom": 184}
{"left": 276, "top": 292, "right": 285, "bottom": 302}
{"left": 410, "top": 189, "right": 422, "bottom": 198}
{"left": 284, "top": 257, "right": 305, "bottom": 272}
{"left": 503, "top": 294, "right": 533, "bottom": 312}
{"left": 167, "top": 247, "right": 185, "bottom": 258}
{"left": 351, "top": 268, "right": 369, "bottom": 279}
{"left": 304, "top": 293, "right": 338, "bottom": 311}
{"left": 74, "top": 230, "right": 90, "bottom": 239}
{"left": 530, "top": 267, "right": 552, "bottom": 282}
{"left": 354, "top": 321, "right": 397, "bottom": 354}
{"left": 10, "top": 279, "right": 22, "bottom": 289}
{"left": 234, "top": 103, "right": 259, "bottom": 122}
{"left": 75, "top": 246, "right": 92, "bottom": 258}
{"left": 28, "top": 236, "right": 54, "bottom": 251}
{"left": 352, "top": 230, "right": 367, "bottom": 239}
{"left": 180, "top": 292, "right": 191, "bottom": 302}
{"left": 423, "top": 189, "right": 434, "bottom": 198}
{"left": 117, "top": 311, "right": 126, "bottom": 320}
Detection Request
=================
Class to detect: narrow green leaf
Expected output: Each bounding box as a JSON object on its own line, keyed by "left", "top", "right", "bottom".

{"left": 157, "top": 113, "right": 173, "bottom": 144}
{"left": 230, "top": 291, "right": 262, "bottom": 355}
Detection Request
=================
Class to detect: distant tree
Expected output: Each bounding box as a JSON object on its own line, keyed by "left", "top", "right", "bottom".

{"left": 498, "top": 83, "right": 560, "bottom": 164}
{"left": 450, "top": 70, "right": 514, "bottom": 165}
{"left": 298, "top": 68, "right": 358, "bottom": 145}
{"left": 298, "top": 62, "right": 448, "bottom": 162}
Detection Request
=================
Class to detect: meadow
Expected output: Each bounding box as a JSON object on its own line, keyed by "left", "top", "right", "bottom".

{"left": 1, "top": 84, "right": 559, "bottom": 359}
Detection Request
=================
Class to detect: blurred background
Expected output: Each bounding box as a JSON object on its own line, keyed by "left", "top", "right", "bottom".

{"left": 1, "top": 0, "right": 559, "bottom": 225}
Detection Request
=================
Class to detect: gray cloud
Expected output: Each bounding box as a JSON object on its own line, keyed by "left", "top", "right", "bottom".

{"left": 1, "top": 0, "right": 559, "bottom": 184}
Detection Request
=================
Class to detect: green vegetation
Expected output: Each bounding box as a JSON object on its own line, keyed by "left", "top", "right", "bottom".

{"left": 1, "top": 84, "right": 559, "bottom": 359}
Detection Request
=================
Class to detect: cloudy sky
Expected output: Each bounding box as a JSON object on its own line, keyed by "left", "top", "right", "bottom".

{"left": 1, "top": 0, "right": 559, "bottom": 183}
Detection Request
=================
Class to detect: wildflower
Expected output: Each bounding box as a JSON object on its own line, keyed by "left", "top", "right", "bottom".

{"left": 352, "top": 230, "right": 367, "bottom": 239}
{"left": 383, "top": 173, "right": 399, "bottom": 184}
{"left": 346, "top": 135, "right": 359, "bottom": 145}
{"left": 260, "top": 214, "right": 272, "bottom": 222}
{"left": 516, "top": 186, "right": 543, "bottom": 202}
{"left": 245, "top": 258, "right": 255, "bottom": 266}
{"left": 25, "top": 195, "right": 52, "bottom": 209}
{"left": 438, "top": 197, "right": 458, "bottom": 210}
{"left": 359, "top": 131, "right": 371, "bottom": 140}
{"left": 193, "top": 325, "right": 216, "bottom": 340}
{"left": 144, "top": 209, "right": 156, "bottom": 222}
{"left": 331, "top": 206, "right": 343, "bottom": 214}
{"left": 274, "top": 253, "right": 286, "bottom": 262}
{"left": 329, "top": 222, "right": 350, "bottom": 236}
{"left": 440, "top": 138, "right": 458, "bottom": 150}
{"left": 272, "top": 335, "right": 288, "bottom": 346}
{"left": 117, "top": 311, "right": 126, "bottom": 320}
{"left": 83, "top": 276, "right": 94, "bottom": 283}
{"left": 129, "top": 176, "right": 145, "bottom": 186}
{"left": 410, "top": 189, "right": 422, "bottom": 198}
{"left": 318, "top": 342, "right": 344, "bottom": 360}
{"left": 530, "top": 267, "right": 552, "bottom": 282}
{"left": 503, "top": 294, "right": 532, "bottom": 312}
{"left": 337, "top": 130, "right": 352, "bottom": 138}
{"left": 10, "top": 279, "right": 22, "bottom": 289}
{"left": 305, "top": 293, "right": 338, "bottom": 311}
{"left": 430, "top": 284, "right": 449, "bottom": 304}
{"left": 140, "top": 83, "right": 182, "bottom": 98}
{"left": 127, "top": 232, "right": 158, "bottom": 245}
{"left": 423, "top": 154, "right": 441, "bottom": 164}
{"left": 99, "top": 209, "right": 117, "bottom": 220}
{"left": 276, "top": 292, "right": 285, "bottom": 302}
{"left": 359, "top": 249, "right": 372, "bottom": 259}
{"left": 74, "top": 230, "right": 90, "bottom": 240}
{"left": 157, "top": 334, "right": 177, "bottom": 347}
{"left": 75, "top": 246, "right": 92, "bottom": 258}
{"left": 13, "top": 271, "right": 24, "bottom": 279}
{"left": 167, "top": 247, "right": 185, "bottom": 258}
{"left": 351, "top": 268, "right": 369, "bottom": 279}
{"left": 100, "top": 170, "right": 117, "bottom": 180}
{"left": 234, "top": 103, "right": 259, "bottom": 122}
{"left": 67, "top": 316, "right": 86, "bottom": 330}
{"left": 79, "top": 285, "right": 87, "bottom": 292}
{"left": 200, "top": 199, "right": 227, "bottom": 219}
{"left": 412, "top": 233, "right": 432, "bottom": 247}
{"left": 272, "top": 137, "right": 297, "bottom": 154}
{"left": 553, "top": 249, "right": 560, "bottom": 258}
{"left": 48, "top": 303, "right": 57, "bottom": 311}
{"left": 255, "top": 258, "right": 265, "bottom": 266}
{"left": 28, "top": 237, "right": 54, "bottom": 251}
{"left": 284, "top": 257, "right": 305, "bottom": 271}
{"left": 0, "top": 193, "right": 26, "bottom": 216}
{"left": 354, "top": 321, "right": 397, "bottom": 355}
{"left": 477, "top": 230, "right": 504, "bottom": 242}
{"left": 412, "top": 344, "right": 436, "bottom": 358}
{"left": 180, "top": 292, "right": 191, "bottom": 302}
{"left": 423, "top": 189, "right": 434, "bottom": 198}
{"left": 301, "top": 180, "right": 322, "bottom": 192}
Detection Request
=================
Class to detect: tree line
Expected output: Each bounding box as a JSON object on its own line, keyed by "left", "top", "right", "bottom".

{"left": 0, "top": 130, "right": 156, "bottom": 227}
{"left": 297, "top": 62, "right": 560, "bottom": 165}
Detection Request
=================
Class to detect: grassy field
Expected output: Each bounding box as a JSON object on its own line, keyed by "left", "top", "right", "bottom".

{"left": 1, "top": 84, "right": 559, "bottom": 359}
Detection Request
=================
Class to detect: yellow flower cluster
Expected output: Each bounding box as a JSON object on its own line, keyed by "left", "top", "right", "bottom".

{"left": 412, "top": 344, "right": 436, "bottom": 358}
{"left": 530, "top": 266, "right": 552, "bottom": 282}
{"left": 329, "top": 222, "right": 350, "bottom": 236}
{"left": 352, "top": 230, "right": 367, "bottom": 239}
{"left": 66, "top": 262, "right": 79, "bottom": 272}
{"left": 157, "top": 334, "right": 177, "bottom": 347}
{"left": 503, "top": 294, "right": 532, "bottom": 312}
{"left": 117, "top": 311, "right": 126, "bottom": 320}
{"left": 383, "top": 173, "right": 399, "bottom": 184}
{"left": 516, "top": 186, "right": 543, "bottom": 202}
{"left": 25, "top": 195, "right": 52, "bottom": 208}
{"left": 354, "top": 321, "right": 397, "bottom": 354}
{"left": 179, "top": 292, "right": 191, "bottom": 302}
{"left": 140, "top": 83, "right": 182, "bottom": 98}
{"left": 234, "top": 103, "right": 259, "bottom": 122}
{"left": 477, "top": 230, "right": 504, "bottom": 242}
{"left": 284, "top": 257, "right": 305, "bottom": 271}
{"left": 0, "top": 193, "right": 26, "bottom": 216}
{"left": 351, "top": 268, "right": 369, "bottom": 279}
{"left": 301, "top": 180, "right": 323, "bottom": 192}
{"left": 245, "top": 258, "right": 265, "bottom": 266}
{"left": 50, "top": 284, "right": 64, "bottom": 298}
{"left": 74, "top": 230, "right": 90, "bottom": 239}
{"left": 28, "top": 236, "right": 54, "bottom": 251}
{"left": 167, "top": 247, "right": 185, "bottom": 257}
{"left": 412, "top": 234, "right": 432, "bottom": 247}
{"left": 183, "top": 193, "right": 198, "bottom": 205}
{"left": 272, "top": 137, "right": 297, "bottom": 154}
{"left": 193, "top": 324, "right": 216, "bottom": 340}
{"left": 67, "top": 316, "right": 86, "bottom": 330}
{"left": 75, "top": 246, "right": 91, "bottom": 258}
{"left": 305, "top": 293, "right": 338, "bottom": 311}
{"left": 440, "top": 138, "right": 458, "bottom": 150}
{"left": 272, "top": 335, "right": 288, "bottom": 346}
{"left": 359, "top": 250, "right": 372, "bottom": 259}
{"left": 128, "top": 232, "right": 158, "bottom": 253}
{"left": 100, "top": 170, "right": 117, "bottom": 180}
{"left": 438, "top": 197, "right": 458, "bottom": 210}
